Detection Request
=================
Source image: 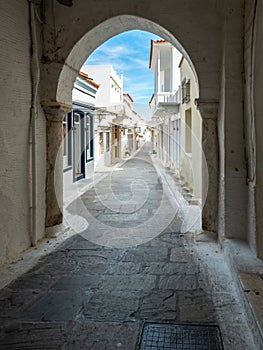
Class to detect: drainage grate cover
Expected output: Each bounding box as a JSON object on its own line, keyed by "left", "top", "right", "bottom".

{"left": 139, "top": 323, "right": 223, "bottom": 350}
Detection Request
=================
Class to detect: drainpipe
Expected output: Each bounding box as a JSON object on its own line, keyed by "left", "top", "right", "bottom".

{"left": 28, "top": 0, "right": 41, "bottom": 246}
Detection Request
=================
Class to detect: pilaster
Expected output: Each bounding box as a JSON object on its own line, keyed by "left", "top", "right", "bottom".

{"left": 195, "top": 98, "right": 219, "bottom": 233}
{"left": 42, "top": 102, "right": 72, "bottom": 236}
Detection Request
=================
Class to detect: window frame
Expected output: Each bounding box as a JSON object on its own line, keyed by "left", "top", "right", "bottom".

{"left": 62, "top": 113, "right": 73, "bottom": 170}
{"left": 85, "top": 113, "right": 94, "bottom": 162}
{"left": 182, "top": 78, "right": 191, "bottom": 104}
{"left": 185, "top": 108, "right": 192, "bottom": 155}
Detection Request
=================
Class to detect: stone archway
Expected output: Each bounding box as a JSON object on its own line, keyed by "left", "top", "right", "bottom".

{"left": 55, "top": 16, "right": 199, "bottom": 106}
{"left": 41, "top": 9, "right": 222, "bottom": 237}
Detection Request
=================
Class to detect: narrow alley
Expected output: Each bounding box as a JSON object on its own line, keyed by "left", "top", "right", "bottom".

{"left": 0, "top": 144, "right": 255, "bottom": 349}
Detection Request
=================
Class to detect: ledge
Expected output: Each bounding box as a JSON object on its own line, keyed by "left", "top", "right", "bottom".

{"left": 223, "top": 239, "right": 263, "bottom": 349}
{"left": 46, "top": 223, "right": 70, "bottom": 238}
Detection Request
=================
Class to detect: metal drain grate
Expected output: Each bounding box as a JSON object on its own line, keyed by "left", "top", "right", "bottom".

{"left": 139, "top": 323, "right": 223, "bottom": 350}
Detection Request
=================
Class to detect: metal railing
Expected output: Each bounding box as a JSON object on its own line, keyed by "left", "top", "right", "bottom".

{"left": 150, "top": 90, "right": 180, "bottom": 116}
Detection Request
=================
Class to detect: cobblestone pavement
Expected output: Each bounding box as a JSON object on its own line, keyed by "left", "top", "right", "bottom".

{"left": 0, "top": 144, "right": 257, "bottom": 349}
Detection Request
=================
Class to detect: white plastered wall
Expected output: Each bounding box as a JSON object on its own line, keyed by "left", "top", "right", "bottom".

{"left": 180, "top": 59, "right": 202, "bottom": 201}
{"left": 219, "top": 0, "right": 247, "bottom": 241}
{"left": 0, "top": 1, "right": 46, "bottom": 265}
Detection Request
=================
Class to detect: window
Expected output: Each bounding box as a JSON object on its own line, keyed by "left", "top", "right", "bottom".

{"left": 114, "top": 126, "right": 118, "bottom": 139}
{"left": 185, "top": 109, "right": 192, "bottom": 154}
{"left": 99, "top": 132, "right": 104, "bottom": 155}
{"left": 182, "top": 78, "right": 190, "bottom": 103}
{"left": 86, "top": 113, "right": 94, "bottom": 161}
{"left": 106, "top": 132, "right": 110, "bottom": 152}
{"left": 63, "top": 114, "right": 72, "bottom": 168}
{"left": 86, "top": 115, "right": 90, "bottom": 152}
{"left": 74, "top": 113, "right": 80, "bottom": 124}
{"left": 63, "top": 115, "right": 68, "bottom": 157}
{"left": 73, "top": 112, "right": 83, "bottom": 177}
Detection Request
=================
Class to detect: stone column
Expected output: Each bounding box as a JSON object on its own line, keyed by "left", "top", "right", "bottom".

{"left": 42, "top": 102, "right": 72, "bottom": 237}
{"left": 195, "top": 99, "right": 219, "bottom": 234}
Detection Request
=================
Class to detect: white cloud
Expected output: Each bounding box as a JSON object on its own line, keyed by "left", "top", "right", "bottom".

{"left": 125, "top": 81, "right": 153, "bottom": 93}
{"left": 132, "top": 57, "right": 150, "bottom": 68}
{"left": 88, "top": 44, "right": 135, "bottom": 64}
{"left": 102, "top": 45, "right": 135, "bottom": 56}
{"left": 134, "top": 95, "right": 152, "bottom": 101}
{"left": 84, "top": 30, "right": 160, "bottom": 107}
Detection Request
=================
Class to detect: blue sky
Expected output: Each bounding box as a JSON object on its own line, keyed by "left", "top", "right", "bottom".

{"left": 84, "top": 30, "right": 162, "bottom": 118}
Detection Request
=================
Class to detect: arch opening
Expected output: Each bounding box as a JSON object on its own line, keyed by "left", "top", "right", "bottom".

{"left": 44, "top": 13, "right": 218, "bottom": 240}
{"left": 57, "top": 23, "right": 206, "bottom": 240}
{"left": 56, "top": 15, "right": 199, "bottom": 106}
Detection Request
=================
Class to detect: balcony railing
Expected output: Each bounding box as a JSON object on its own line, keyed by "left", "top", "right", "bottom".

{"left": 107, "top": 103, "right": 125, "bottom": 115}
{"left": 150, "top": 90, "right": 180, "bottom": 117}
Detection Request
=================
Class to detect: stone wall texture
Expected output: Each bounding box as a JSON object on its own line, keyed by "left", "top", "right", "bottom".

{"left": 0, "top": 1, "right": 46, "bottom": 265}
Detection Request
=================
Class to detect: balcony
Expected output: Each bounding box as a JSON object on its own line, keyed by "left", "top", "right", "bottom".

{"left": 107, "top": 103, "right": 125, "bottom": 117}
{"left": 150, "top": 90, "right": 180, "bottom": 117}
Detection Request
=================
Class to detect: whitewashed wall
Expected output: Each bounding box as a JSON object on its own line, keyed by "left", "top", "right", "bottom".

{"left": 0, "top": 1, "right": 46, "bottom": 265}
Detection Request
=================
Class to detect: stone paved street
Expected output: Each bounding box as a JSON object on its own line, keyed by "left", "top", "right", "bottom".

{"left": 0, "top": 144, "right": 256, "bottom": 349}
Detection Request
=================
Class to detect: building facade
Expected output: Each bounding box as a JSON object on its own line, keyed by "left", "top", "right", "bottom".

{"left": 149, "top": 40, "right": 181, "bottom": 168}
{"left": 149, "top": 40, "right": 202, "bottom": 205}
{"left": 82, "top": 65, "right": 124, "bottom": 167}
{"left": 179, "top": 57, "right": 202, "bottom": 203}
{"left": 63, "top": 72, "right": 99, "bottom": 193}
{"left": 82, "top": 65, "right": 146, "bottom": 168}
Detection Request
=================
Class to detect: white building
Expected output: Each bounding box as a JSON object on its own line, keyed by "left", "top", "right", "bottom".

{"left": 149, "top": 40, "right": 202, "bottom": 204}
{"left": 122, "top": 94, "right": 147, "bottom": 155}
{"left": 149, "top": 39, "right": 181, "bottom": 168}
{"left": 149, "top": 39, "right": 181, "bottom": 107}
{"left": 82, "top": 65, "right": 146, "bottom": 166}
{"left": 63, "top": 71, "right": 99, "bottom": 194}
{"left": 122, "top": 93, "right": 136, "bottom": 156}
{"left": 81, "top": 65, "right": 123, "bottom": 166}
{"left": 179, "top": 57, "right": 202, "bottom": 202}
{"left": 82, "top": 65, "right": 123, "bottom": 111}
